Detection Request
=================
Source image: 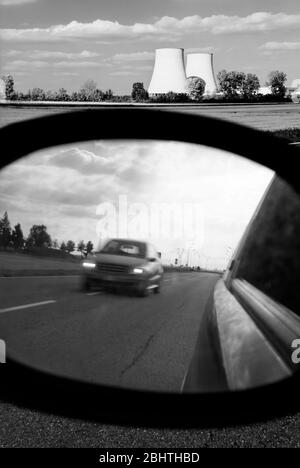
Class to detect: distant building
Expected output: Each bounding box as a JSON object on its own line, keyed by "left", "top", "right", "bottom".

{"left": 290, "top": 79, "right": 300, "bottom": 90}
{"left": 186, "top": 53, "right": 217, "bottom": 96}
{"left": 148, "top": 48, "right": 217, "bottom": 96}
{"left": 290, "top": 79, "right": 300, "bottom": 104}
{"left": 148, "top": 48, "right": 187, "bottom": 95}
{"left": 258, "top": 86, "right": 272, "bottom": 96}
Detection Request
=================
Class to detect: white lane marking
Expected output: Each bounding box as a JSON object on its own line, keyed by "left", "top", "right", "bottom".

{"left": 86, "top": 292, "right": 102, "bottom": 296}
{"left": 0, "top": 275, "right": 80, "bottom": 279}
{"left": 0, "top": 300, "right": 56, "bottom": 314}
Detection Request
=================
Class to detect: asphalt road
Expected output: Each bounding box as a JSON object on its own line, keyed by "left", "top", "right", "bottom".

{"left": 0, "top": 272, "right": 219, "bottom": 392}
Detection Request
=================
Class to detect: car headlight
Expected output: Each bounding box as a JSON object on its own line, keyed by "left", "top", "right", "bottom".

{"left": 132, "top": 267, "right": 144, "bottom": 274}
{"left": 83, "top": 262, "right": 96, "bottom": 269}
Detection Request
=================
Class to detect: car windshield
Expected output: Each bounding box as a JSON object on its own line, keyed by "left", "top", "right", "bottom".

{"left": 100, "top": 240, "right": 146, "bottom": 258}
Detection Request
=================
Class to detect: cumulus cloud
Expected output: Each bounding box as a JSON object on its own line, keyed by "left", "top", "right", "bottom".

{"left": 260, "top": 41, "right": 300, "bottom": 51}
{"left": 1, "top": 12, "right": 299, "bottom": 42}
{"left": 3, "top": 59, "right": 102, "bottom": 70}
{"left": 3, "top": 59, "right": 49, "bottom": 69}
{"left": 53, "top": 60, "right": 100, "bottom": 68}
{"left": 0, "top": 0, "right": 37, "bottom": 5}
{"left": 0, "top": 141, "right": 273, "bottom": 255}
{"left": 109, "top": 70, "right": 137, "bottom": 76}
{"left": 3, "top": 49, "right": 101, "bottom": 59}
{"left": 111, "top": 51, "right": 155, "bottom": 63}
{"left": 52, "top": 72, "right": 79, "bottom": 76}
{"left": 185, "top": 46, "right": 217, "bottom": 54}
{"left": 109, "top": 65, "right": 152, "bottom": 76}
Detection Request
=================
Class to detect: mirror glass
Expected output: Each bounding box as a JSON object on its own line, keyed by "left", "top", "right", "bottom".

{"left": 0, "top": 140, "right": 299, "bottom": 393}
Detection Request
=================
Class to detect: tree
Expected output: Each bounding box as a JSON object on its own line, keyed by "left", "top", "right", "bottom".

{"left": 66, "top": 240, "right": 75, "bottom": 253}
{"left": 31, "top": 87, "right": 46, "bottom": 101}
{"left": 56, "top": 88, "right": 70, "bottom": 101}
{"left": 187, "top": 76, "right": 206, "bottom": 101}
{"left": 267, "top": 70, "right": 287, "bottom": 99}
{"left": 52, "top": 239, "right": 59, "bottom": 249}
{"left": 70, "top": 91, "right": 79, "bottom": 101}
{"left": 217, "top": 70, "right": 246, "bottom": 99}
{"left": 11, "top": 223, "right": 24, "bottom": 249}
{"left": 0, "top": 75, "right": 15, "bottom": 100}
{"left": 77, "top": 240, "right": 86, "bottom": 256}
{"left": 45, "top": 90, "right": 57, "bottom": 101}
{"left": 86, "top": 241, "right": 94, "bottom": 254}
{"left": 241, "top": 73, "right": 260, "bottom": 99}
{"left": 131, "top": 82, "right": 149, "bottom": 102}
{"left": 60, "top": 241, "right": 67, "bottom": 252}
{"left": 60, "top": 241, "right": 67, "bottom": 251}
{"left": 79, "top": 79, "right": 98, "bottom": 101}
{"left": 103, "top": 89, "right": 113, "bottom": 101}
{"left": 0, "top": 211, "right": 12, "bottom": 248}
{"left": 27, "top": 225, "right": 51, "bottom": 247}
{"left": 93, "top": 88, "right": 105, "bottom": 101}
{"left": 151, "top": 92, "right": 189, "bottom": 103}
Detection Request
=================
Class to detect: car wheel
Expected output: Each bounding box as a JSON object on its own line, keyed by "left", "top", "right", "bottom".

{"left": 81, "top": 276, "right": 92, "bottom": 292}
{"left": 137, "top": 282, "right": 149, "bottom": 297}
{"left": 154, "top": 281, "right": 161, "bottom": 294}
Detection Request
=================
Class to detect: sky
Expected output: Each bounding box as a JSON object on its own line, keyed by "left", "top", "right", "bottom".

{"left": 0, "top": 0, "right": 299, "bottom": 94}
{"left": 0, "top": 141, "right": 274, "bottom": 269}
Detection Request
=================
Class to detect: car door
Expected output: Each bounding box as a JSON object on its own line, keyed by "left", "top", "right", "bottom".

{"left": 225, "top": 174, "right": 300, "bottom": 374}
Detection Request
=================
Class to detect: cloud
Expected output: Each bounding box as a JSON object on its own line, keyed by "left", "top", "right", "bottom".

{"left": 260, "top": 41, "right": 300, "bottom": 51}
{"left": 111, "top": 51, "right": 155, "bottom": 63}
{"left": 8, "top": 70, "right": 30, "bottom": 76}
{"left": 3, "top": 59, "right": 102, "bottom": 70}
{"left": 109, "top": 70, "right": 137, "bottom": 76}
{"left": 52, "top": 72, "right": 79, "bottom": 76}
{"left": 109, "top": 64, "right": 152, "bottom": 76}
{"left": 48, "top": 147, "right": 115, "bottom": 175}
{"left": 0, "top": 141, "right": 273, "bottom": 256}
{"left": 53, "top": 60, "right": 100, "bottom": 68}
{"left": 0, "top": 0, "right": 37, "bottom": 5}
{"left": 185, "top": 46, "right": 217, "bottom": 54}
{"left": 1, "top": 12, "right": 299, "bottom": 42}
{"left": 2, "top": 49, "right": 101, "bottom": 59}
{"left": 3, "top": 59, "right": 49, "bottom": 69}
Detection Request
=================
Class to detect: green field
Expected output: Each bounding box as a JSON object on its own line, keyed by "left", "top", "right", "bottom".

{"left": 0, "top": 251, "right": 82, "bottom": 276}
{"left": 0, "top": 102, "right": 299, "bottom": 132}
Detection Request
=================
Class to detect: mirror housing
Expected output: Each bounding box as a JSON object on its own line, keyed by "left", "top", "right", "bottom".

{"left": 0, "top": 108, "right": 299, "bottom": 428}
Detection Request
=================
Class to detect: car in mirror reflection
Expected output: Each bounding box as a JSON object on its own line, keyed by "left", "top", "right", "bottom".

{"left": 82, "top": 238, "right": 163, "bottom": 296}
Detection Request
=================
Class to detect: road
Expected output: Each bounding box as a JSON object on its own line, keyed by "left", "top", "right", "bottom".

{"left": 0, "top": 272, "right": 219, "bottom": 393}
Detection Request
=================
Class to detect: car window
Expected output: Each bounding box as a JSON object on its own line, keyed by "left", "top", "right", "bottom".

{"left": 147, "top": 244, "right": 158, "bottom": 259}
{"left": 233, "top": 176, "right": 300, "bottom": 316}
{"left": 100, "top": 239, "right": 146, "bottom": 258}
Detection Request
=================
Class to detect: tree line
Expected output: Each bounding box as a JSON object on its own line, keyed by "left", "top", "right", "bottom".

{"left": 0, "top": 69, "right": 290, "bottom": 103}
{"left": 0, "top": 211, "right": 94, "bottom": 256}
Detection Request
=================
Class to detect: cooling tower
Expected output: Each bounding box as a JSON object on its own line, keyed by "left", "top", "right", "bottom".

{"left": 148, "top": 48, "right": 187, "bottom": 95}
{"left": 186, "top": 53, "right": 217, "bottom": 96}
{"left": 291, "top": 78, "right": 300, "bottom": 89}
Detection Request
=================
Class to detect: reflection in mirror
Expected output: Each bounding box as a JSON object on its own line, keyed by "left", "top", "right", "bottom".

{"left": 0, "top": 140, "right": 299, "bottom": 394}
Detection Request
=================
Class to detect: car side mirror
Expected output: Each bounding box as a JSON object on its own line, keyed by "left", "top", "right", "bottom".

{"left": 0, "top": 108, "right": 300, "bottom": 429}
